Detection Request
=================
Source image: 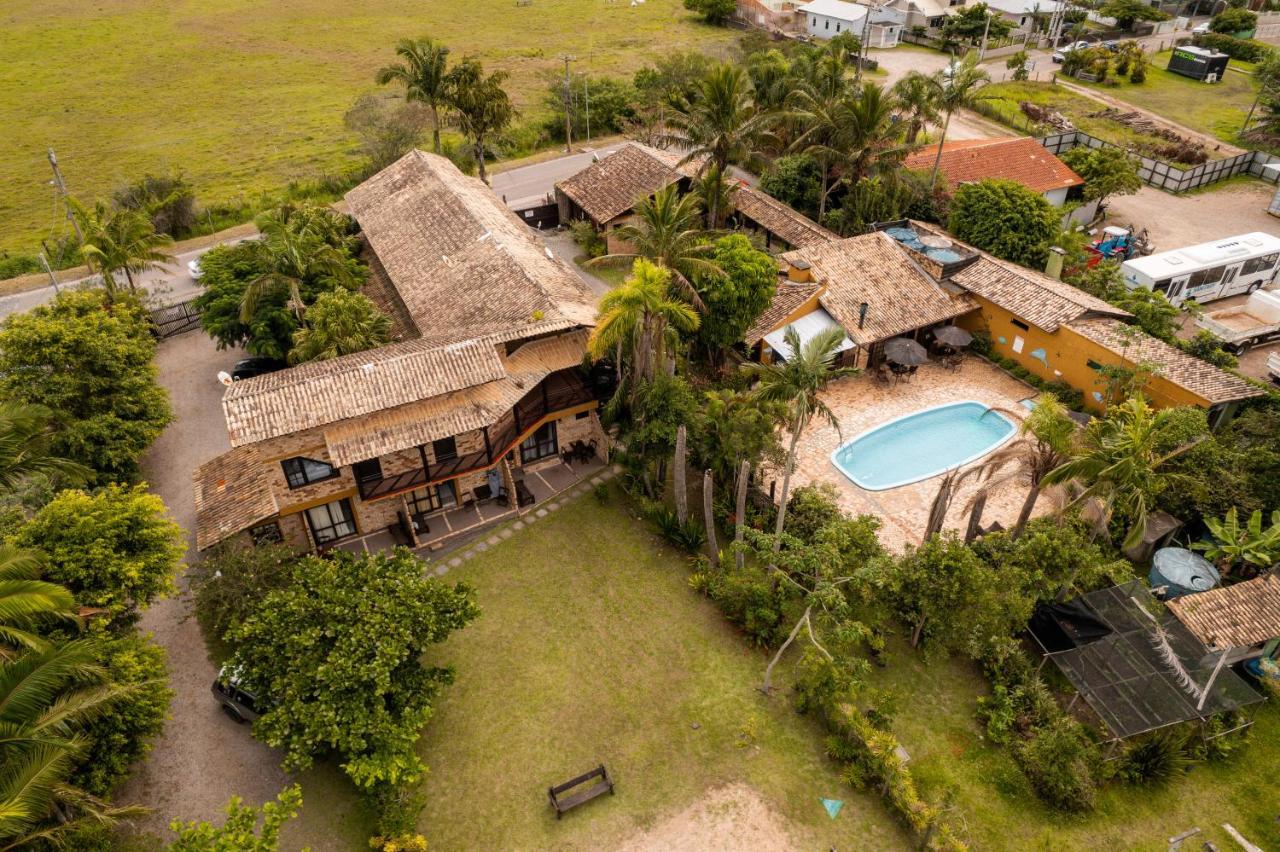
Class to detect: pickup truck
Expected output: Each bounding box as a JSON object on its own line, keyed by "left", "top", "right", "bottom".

{"left": 1195, "top": 290, "right": 1280, "bottom": 354}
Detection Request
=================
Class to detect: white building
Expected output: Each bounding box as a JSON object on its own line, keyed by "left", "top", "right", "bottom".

{"left": 798, "top": 0, "right": 905, "bottom": 46}
{"left": 982, "top": 0, "right": 1062, "bottom": 33}
{"left": 882, "top": 0, "right": 965, "bottom": 31}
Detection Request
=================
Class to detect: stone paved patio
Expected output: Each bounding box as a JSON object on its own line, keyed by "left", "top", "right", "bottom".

{"left": 787, "top": 357, "right": 1052, "bottom": 553}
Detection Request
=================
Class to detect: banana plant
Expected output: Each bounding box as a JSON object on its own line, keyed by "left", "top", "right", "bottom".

{"left": 1192, "top": 507, "right": 1280, "bottom": 573}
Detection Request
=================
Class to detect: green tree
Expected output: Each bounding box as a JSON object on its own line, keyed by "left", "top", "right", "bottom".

{"left": 927, "top": 55, "right": 990, "bottom": 189}
{"left": 113, "top": 173, "right": 198, "bottom": 240}
{"left": 759, "top": 154, "right": 823, "bottom": 219}
{"left": 344, "top": 94, "right": 432, "bottom": 171}
{"left": 1210, "top": 7, "right": 1257, "bottom": 33}
{"left": 167, "top": 785, "right": 302, "bottom": 851}
{"left": 1006, "top": 50, "right": 1031, "bottom": 81}
{"left": 15, "top": 484, "right": 185, "bottom": 626}
{"left": 0, "top": 403, "right": 89, "bottom": 492}
{"left": 445, "top": 57, "right": 516, "bottom": 184}
{"left": 977, "top": 394, "right": 1077, "bottom": 538}
{"left": 375, "top": 37, "right": 452, "bottom": 153}
{"left": 743, "top": 326, "right": 857, "bottom": 565}
{"left": 891, "top": 71, "right": 940, "bottom": 146}
{"left": 948, "top": 179, "right": 1059, "bottom": 267}
{"left": 288, "top": 289, "right": 392, "bottom": 365}
{"left": 1042, "top": 395, "right": 1203, "bottom": 549}
{"left": 1099, "top": 0, "right": 1170, "bottom": 29}
{"left": 692, "top": 389, "right": 786, "bottom": 491}
{"left": 683, "top": 0, "right": 736, "bottom": 24}
{"left": 941, "top": 2, "right": 1014, "bottom": 40}
{"left": 0, "top": 289, "right": 172, "bottom": 484}
{"left": 691, "top": 234, "right": 777, "bottom": 355}
{"left": 1061, "top": 146, "right": 1142, "bottom": 207}
{"left": 588, "top": 260, "right": 700, "bottom": 392}
{"left": 227, "top": 548, "right": 479, "bottom": 791}
{"left": 68, "top": 199, "right": 174, "bottom": 299}
{"left": 239, "top": 207, "right": 363, "bottom": 326}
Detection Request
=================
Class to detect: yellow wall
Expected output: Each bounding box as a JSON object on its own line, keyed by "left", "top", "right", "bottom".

{"left": 958, "top": 298, "right": 1213, "bottom": 412}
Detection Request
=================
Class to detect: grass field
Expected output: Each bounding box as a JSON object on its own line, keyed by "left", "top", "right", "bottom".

{"left": 0, "top": 0, "right": 737, "bottom": 256}
{"left": 412, "top": 490, "right": 911, "bottom": 850}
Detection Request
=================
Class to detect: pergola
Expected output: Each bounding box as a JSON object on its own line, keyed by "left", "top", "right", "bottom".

{"left": 1029, "top": 581, "right": 1266, "bottom": 742}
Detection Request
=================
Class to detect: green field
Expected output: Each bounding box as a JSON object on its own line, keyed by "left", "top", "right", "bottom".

{"left": 0, "top": 0, "right": 737, "bottom": 255}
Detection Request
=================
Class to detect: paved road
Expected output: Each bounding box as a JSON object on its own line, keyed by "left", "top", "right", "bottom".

{"left": 491, "top": 146, "right": 624, "bottom": 208}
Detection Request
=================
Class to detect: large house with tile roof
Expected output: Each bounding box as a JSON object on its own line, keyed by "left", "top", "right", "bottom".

{"left": 195, "top": 151, "right": 607, "bottom": 555}
{"left": 903, "top": 137, "right": 1086, "bottom": 208}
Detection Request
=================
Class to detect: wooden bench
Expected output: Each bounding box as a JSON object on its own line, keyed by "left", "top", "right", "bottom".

{"left": 548, "top": 764, "right": 614, "bottom": 818}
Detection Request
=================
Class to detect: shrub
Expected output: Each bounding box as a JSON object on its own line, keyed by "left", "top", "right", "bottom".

{"left": 114, "top": 173, "right": 198, "bottom": 239}
{"left": 1193, "top": 32, "right": 1273, "bottom": 61}
{"left": 948, "top": 179, "right": 1058, "bottom": 268}
{"left": 1015, "top": 718, "right": 1103, "bottom": 812}
{"left": 568, "top": 219, "right": 605, "bottom": 258}
{"left": 1210, "top": 7, "right": 1257, "bottom": 33}
{"left": 690, "top": 563, "right": 790, "bottom": 647}
{"left": 647, "top": 502, "right": 707, "bottom": 552}
{"left": 1118, "top": 727, "right": 1192, "bottom": 785}
{"left": 0, "top": 253, "right": 40, "bottom": 280}
{"left": 593, "top": 482, "right": 610, "bottom": 504}
{"left": 782, "top": 485, "right": 843, "bottom": 545}
{"left": 190, "top": 542, "right": 300, "bottom": 648}
{"left": 759, "top": 154, "right": 823, "bottom": 220}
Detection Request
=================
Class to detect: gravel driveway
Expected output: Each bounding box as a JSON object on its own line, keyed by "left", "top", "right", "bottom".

{"left": 115, "top": 332, "right": 365, "bottom": 848}
{"left": 1103, "top": 182, "right": 1280, "bottom": 253}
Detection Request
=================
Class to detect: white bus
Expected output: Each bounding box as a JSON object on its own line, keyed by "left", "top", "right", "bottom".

{"left": 1121, "top": 232, "right": 1280, "bottom": 306}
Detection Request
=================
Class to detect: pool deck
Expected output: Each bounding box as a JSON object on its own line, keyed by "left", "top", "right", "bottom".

{"left": 787, "top": 356, "right": 1051, "bottom": 553}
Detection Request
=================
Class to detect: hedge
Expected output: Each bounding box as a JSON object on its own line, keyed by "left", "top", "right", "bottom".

{"left": 1191, "top": 33, "right": 1275, "bottom": 63}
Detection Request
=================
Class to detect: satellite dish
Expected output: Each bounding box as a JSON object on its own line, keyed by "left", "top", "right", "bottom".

{"left": 217, "top": 371, "right": 233, "bottom": 386}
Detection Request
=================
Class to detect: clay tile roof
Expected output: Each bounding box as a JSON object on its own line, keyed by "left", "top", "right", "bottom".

{"left": 950, "top": 255, "right": 1130, "bottom": 333}
{"left": 555, "top": 142, "right": 697, "bottom": 225}
{"left": 745, "top": 282, "right": 822, "bottom": 345}
{"left": 194, "top": 446, "right": 278, "bottom": 550}
{"left": 1167, "top": 574, "right": 1280, "bottom": 649}
{"left": 782, "top": 233, "right": 977, "bottom": 347}
{"left": 903, "top": 137, "right": 1084, "bottom": 194}
{"left": 734, "top": 187, "right": 838, "bottom": 249}
{"left": 1067, "top": 317, "right": 1265, "bottom": 405}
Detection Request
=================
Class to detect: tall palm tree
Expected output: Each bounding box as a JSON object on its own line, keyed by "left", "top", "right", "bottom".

{"left": 0, "top": 403, "right": 89, "bottom": 491}
{"left": 838, "top": 81, "right": 909, "bottom": 184}
{"left": 891, "top": 71, "right": 941, "bottom": 146}
{"left": 665, "top": 63, "right": 775, "bottom": 228}
{"left": 375, "top": 37, "right": 451, "bottom": 154}
{"left": 0, "top": 642, "right": 145, "bottom": 849}
{"left": 287, "top": 290, "right": 392, "bottom": 365}
{"left": 586, "top": 184, "right": 720, "bottom": 309}
{"left": 927, "top": 55, "right": 990, "bottom": 189}
{"left": 693, "top": 162, "right": 737, "bottom": 230}
{"left": 978, "top": 395, "right": 1077, "bottom": 539}
{"left": 445, "top": 57, "right": 516, "bottom": 184}
{"left": 743, "top": 326, "right": 857, "bottom": 565}
{"left": 1042, "top": 395, "right": 1202, "bottom": 549}
{"left": 788, "top": 86, "right": 846, "bottom": 220}
{"left": 239, "top": 210, "right": 357, "bottom": 324}
{"left": 69, "top": 199, "right": 173, "bottom": 298}
{"left": 0, "top": 548, "right": 79, "bottom": 659}
{"left": 588, "top": 260, "right": 700, "bottom": 393}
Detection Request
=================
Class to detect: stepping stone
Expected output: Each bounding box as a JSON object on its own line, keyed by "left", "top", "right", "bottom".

{"left": 474, "top": 541, "right": 489, "bottom": 552}
{"left": 434, "top": 565, "right": 449, "bottom": 576}
{"left": 512, "top": 521, "right": 525, "bottom": 530}
{"left": 499, "top": 528, "right": 514, "bottom": 539}
{"left": 486, "top": 535, "right": 500, "bottom": 546}
{"left": 535, "top": 508, "right": 549, "bottom": 518}
{"left": 547, "top": 502, "right": 561, "bottom": 511}
{"left": 590, "top": 476, "right": 605, "bottom": 486}
{"left": 462, "top": 550, "right": 476, "bottom": 561}
{"left": 448, "top": 557, "right": 463, "bottom": 568}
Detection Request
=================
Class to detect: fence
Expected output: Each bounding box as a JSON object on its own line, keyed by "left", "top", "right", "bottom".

{"left": 1037, "top": 130, "right": 1280, "bottom": 192}
{"left": 149, "top": 296, "right": 202, "bottom": 339}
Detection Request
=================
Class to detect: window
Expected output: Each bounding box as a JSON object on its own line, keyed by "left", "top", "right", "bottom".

{"left": 836, "top": 23, "right": 841, "bottom": 31}
{"left": 352, "top": 458, "right": 383, "bottom": 483}
{"left": 1086, "top": 359, "right": 1104, "bottom": 371}
{"left": 824, "top": 19, "right": 829, "bottom": 29}
{"left": 282, "top": 456, "right": 338, "bottom": 489}
{"left": 575, "top": 410, "right": 591, "bottom": 420}
{"left": 520, "top": 421, "right": 558, "bottom": 464}
{"left": 408, "top": 481, "right": 457, "bottom": 515}
{"left": 1187, "top": 265, "right": 1225, "bottom": 288}
{"left": 1241, "top": 254, "right": 1278, "bottom": 276}
{"left": 1154, "top": 278, "right": 1173, "bottom": 294}
{"left": 305, "top": 498, "right": 356, "bottom": 545}
{"left": 1011, "top": 319, "right": 1030, "bottom": 331}
{"left": 249, "top": 521, "right": 282, "bottom": 545}
{"left": 432, "top": 436, "right": 458, "bottom": 462}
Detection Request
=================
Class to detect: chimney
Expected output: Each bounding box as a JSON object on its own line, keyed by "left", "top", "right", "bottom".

{"left": 1044, "top": 246, "right": 1065, "bottom": 281}
{"left": 787, "top": 258, "right": 812, "bottom": 283}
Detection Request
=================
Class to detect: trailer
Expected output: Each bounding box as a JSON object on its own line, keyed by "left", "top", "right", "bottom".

{"left": 1166, "top": 45, "right": 1229, "bottom": 83}
{"left": 1196, "top": 290, "right": 1280, "bottom": 353}
{"left": 1121, "top": 232, "right": 1280, "bottom": 306}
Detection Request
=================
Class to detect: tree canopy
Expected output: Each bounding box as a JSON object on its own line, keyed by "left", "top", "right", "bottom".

{"left": 1061, "top": 146, "right": 1142, "bottom": 205}
{"left": 692, "top": 234, "right": 777, "bottom": 353}
{"left": 948, "top": 178, "right": 1059, "bottom": 268}
{"left": 1099, "top": 0, "right": 1170, "bottom": 29}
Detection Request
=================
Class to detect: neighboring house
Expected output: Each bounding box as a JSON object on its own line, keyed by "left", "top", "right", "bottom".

{"left": 883, "top": 0, "right": 965, "bottom": 31}
{"left": 902, "top": 137, "right": 1087, "bottom": 209}
{"left": 982, "top": 0, "right": 1061, "bottom": 32}
{"left": 555, "top": 142, "right": 837, "bottom": 254}
{"left": 1168, "top": 574, "right": 1280, "bottom": 665}
{"left": 746, "top": 219, "right": 1264, "bottom": 422}
{"left": 195, "top": 151, "right": 607, "bottom": 555}
{"left": 797, "top": 0, "right": 905, "bottom": 46}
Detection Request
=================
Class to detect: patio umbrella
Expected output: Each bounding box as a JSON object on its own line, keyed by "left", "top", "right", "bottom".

{"left": 933, "top": 325, "right": 973, "bottom": 348}
{"left": 883, "top": 337, "right": 928, "bottom": 366}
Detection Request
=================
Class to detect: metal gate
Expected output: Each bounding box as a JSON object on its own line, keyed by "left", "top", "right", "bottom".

{"left": 150, "top": 297, "right": 202, "bottom": 339}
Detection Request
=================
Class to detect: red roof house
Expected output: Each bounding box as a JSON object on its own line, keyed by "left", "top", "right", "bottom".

{"left": 903, "top": 137, "right": 1084, "bottom": 206}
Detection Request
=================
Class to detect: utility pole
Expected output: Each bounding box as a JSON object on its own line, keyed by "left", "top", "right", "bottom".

{"left": 584, "top": 76, "right": 591, "bottom": 144}
{"left": 856, "top": 5, "right": 875, "bottom": 82}
{"left": 978, "top": 10, "right": 992, "bottom": 60}
{"left": 47, "top": 148, "right": 83, "bottom": 245}
{"left": 560, "top": 55, "right": 576, "bottom": 154}
{"left": 37, "top": 253, "right": 60, "bottom": 294}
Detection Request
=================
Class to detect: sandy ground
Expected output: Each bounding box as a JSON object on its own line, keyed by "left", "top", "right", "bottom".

{"left": 616, "top": 785, "right": 795, "bottom": 852}
{"left": 1103, "top": 183, "right": 1280, "bottom": 252}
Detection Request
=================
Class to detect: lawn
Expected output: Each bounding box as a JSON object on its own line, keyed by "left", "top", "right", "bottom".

{"left": 411, "top": 488, "right": 911, "bottom": 850}
{"left": 1071, "top": 52, "right": 1259, "bottom": 150}
{"left": 866, "top": 637, "right": 1280, "bottom": 852}
{"left": 0, "top": 0, "right": 737, "bottom": 256}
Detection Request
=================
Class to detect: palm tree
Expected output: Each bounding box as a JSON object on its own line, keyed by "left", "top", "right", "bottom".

{"left": 445, "top": 57, "right": 516, "bottom": 184}
{"left": 586, "top": 184, "right": 720, "bottom": 309}
{"left": 239, "top": 209, "right": 357, "bottom": 324}
{"left": 375, "top": 37, "right": 451, "bottom": 154}
{"left": 0, "top": 548, "right": 79, "bottom": 658}
{"left": 587, "top": 260, "right": 700, "bottom": 393}
{"left": 0, "top": 403, "right": 89, "bottom": 491}
{"left": 837, "top": 81, "right": 908, "bottom": 184}
{"left": 788, "top": 86, "right": 846, "bottom": 220}
{"left": 287, "top": 290, "right": 392, "bottom": 365}
{"left": 891, "top": 71, "right": 941, "bottom": 146}
{"left": 743, "top": 326, "right": 857, "bottom": 565}
{"left": 0, "top": 642, "right": 144, "bottom": 849}
{"left": 69, "top": 199, "right": 173, "bottom": 298}
{"left": 977, "top": 395, "right": 1077, "bottom": 539}
{"left": 927, "top": 55, "right": 990, "bottom": 189}
{"left": 665, "top": 63, "right": 775, "bottom": 227}
{"left": 1042, "top": 395, "right": 1202, "bottom": 549}
{"left": 693, "top": 162, "right": 737, "bottom": 230}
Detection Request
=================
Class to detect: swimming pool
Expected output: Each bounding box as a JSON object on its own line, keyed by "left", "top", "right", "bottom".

{"left": 831, "top": 401, "right": 1016, "bottom": 491}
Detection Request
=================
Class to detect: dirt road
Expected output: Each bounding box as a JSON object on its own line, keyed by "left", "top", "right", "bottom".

{"left": 1103, "top": 182, "right": 1280, "bottom": 251}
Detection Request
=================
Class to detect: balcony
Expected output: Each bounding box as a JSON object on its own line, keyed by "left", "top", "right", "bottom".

{"left": 356, "top": 369, "right": 596, "bottom": 502}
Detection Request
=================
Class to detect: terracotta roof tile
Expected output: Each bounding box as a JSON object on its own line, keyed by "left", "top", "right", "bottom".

{"left": 734, "top": 187, "right": 837, "bottom": 249}
{"left": 1167, "top": 574, "right": 1280, "bottom": 649}
{"left": 193, "top": 446, "right": 278, "bottom": 550}
{"left": 745, "top": 282, "right": 822, "bottom": 345}
{"left": 951, "top": 255, "right": 1130, "bottom": 332}
{"left": 903, "top": 137, "right": 1084, "bottom": 194}
{"left": 555, "top": 142, "right": 695, "bottom": 224}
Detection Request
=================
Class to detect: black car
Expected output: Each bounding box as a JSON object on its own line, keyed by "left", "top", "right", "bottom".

{"left": 230, "top": 357, "right": 285, "bottom": 381}
{"left": 212, "top": 666, "right": 262, "bottom": 723}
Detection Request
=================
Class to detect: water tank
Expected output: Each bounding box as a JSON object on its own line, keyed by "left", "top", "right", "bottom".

{"left": 1149, "top": 547, "right": 1220, "bottom": 599}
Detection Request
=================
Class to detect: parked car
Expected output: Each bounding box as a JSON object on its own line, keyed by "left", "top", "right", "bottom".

{"left": 230, "top": 357, "right": 286, "bottom": 381}
{"left": 1101, "top": 39, "right": 1122, "bottom": 52}
{"left": 1051, "top": 41, "right": 1092, "bottom": 63}
{"left": 1192, "top": 21, "right": 1211, "bottom": 34}
{"left": 211, "top": 666, "right": 262, "bottom": 723}
{"left": 187, "top": 257, "right": 203, "bottom": 279}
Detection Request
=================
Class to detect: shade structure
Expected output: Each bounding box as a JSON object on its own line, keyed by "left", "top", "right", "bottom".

{"left": 933, "top": 325, "right": 973, "bottom": 348}
{"left": 883, "top": 337, "right": 928, "bottom": 366}
{"left": 763, "top": 309, "right": 855, "bottom": 362}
